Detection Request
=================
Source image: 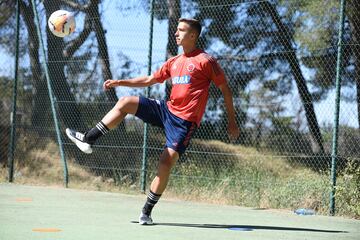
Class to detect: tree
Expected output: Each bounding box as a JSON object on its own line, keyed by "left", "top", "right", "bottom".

{"left": 88, "top": 0, "right": 118, "bottom": 102}
{"left": 117, "top": 0, "right": 181, "bottom": 99}
{"left": 192, "top": 0, "right": 325, "bottom": 152}
{"left": 347, "top": 1, "right": 360, "bottom": 130}
{"left": 19, "top": 1, "right": 51, "bottom": 127}
{"left": 263, "top": 1, "right": 324, "bottom": 153}
{"left": 43, "top": 0, "right": 84, "bottom": 129}
{"left": 1, "top": 0, "right": 127, "bottom": 131}
{"left": 164, "top": 0, "right": 181, "bottom": 99}
{"left": 0, "top": 0, "right": 15, "bottom": 26}
{"left": 292, "top": 0, "right": 360, "bottom": 130}
{"left": 1, "top": 1, "right": 52, "bottom": 127}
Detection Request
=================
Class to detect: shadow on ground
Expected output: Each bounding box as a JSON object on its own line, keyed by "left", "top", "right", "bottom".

{"left": 131, "top": 221, "right": 347, "bottom": 233}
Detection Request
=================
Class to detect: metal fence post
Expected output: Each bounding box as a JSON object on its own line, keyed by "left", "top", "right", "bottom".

{"left": 330, "top": 0, "right": 347, "bottom": 216}
{"left": 7, "top": 0, "right": 20, "bottom": 183}
{"left": 140, "top": 0, "right": 155, "bottom": 193}
{"left": 31, "top": 0, "right": 69, "bottom": 187}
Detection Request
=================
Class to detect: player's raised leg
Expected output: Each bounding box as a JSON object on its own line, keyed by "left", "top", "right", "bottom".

{"left": 139, "top": 148, "right": 179, "bottom": 225}
{"left": 66, "top": 96, "right": 139, "bottom": 154}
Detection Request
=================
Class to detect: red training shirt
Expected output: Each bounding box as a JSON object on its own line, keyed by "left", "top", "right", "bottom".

{"left": 153, "top": 49, "right": 226, "bottom": 126}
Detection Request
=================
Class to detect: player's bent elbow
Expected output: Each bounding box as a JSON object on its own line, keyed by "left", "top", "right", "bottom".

{"left": 219, "top": 83, "right": 232, "bottom": 96}
{"left": 146, "top": 76, "right": 157, "bottom": 86}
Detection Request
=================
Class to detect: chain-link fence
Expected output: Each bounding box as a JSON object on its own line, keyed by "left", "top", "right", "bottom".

{"left": 1, "top": 0, "right": 359, "bottom": 217}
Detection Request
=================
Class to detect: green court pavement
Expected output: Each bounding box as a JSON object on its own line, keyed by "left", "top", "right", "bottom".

{"left": 0, "top": 183, "right": 359, "bottom": 240}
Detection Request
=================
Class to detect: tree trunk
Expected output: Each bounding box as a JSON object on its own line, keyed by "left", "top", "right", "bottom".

{"left": 20, "top": 1, "right": 50, "bottom": 127}
{"left": 164, "top": 0, "right": 180, "bottom": 100}
{"left": 44, "top": 1, "right": 83, "bottom": 129}
{"left": 264, "top": 2, "right": 325, "bottom": 153}
{"left": 90, "top": 0, "right": 126, "bottom": 133}
{"left": 90, "top": 0, "right": 118, "bottom": 102}
{"left": 348, "top": 1, "right": 360, "bottom": 130}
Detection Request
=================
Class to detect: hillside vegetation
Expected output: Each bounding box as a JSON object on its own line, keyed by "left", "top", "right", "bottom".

{"left": 1, "top": 134, "right": 359, "bottom": 219}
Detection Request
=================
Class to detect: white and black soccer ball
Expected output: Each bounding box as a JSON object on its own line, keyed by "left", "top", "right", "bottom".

{"left": 48, "top": 10, "right": 76, "bottom": 38}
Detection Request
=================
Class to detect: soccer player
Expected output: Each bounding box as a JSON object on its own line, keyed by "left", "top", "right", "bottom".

{"left": 66, "top": 18, "right": 240, "bottom": 225}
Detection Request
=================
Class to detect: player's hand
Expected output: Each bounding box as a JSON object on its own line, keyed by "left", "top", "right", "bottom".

{"left": 228, "top": 121, "right": 240, "bottom": 141}
{"left": 103, "top": 79, "right": 119, "bottom": 91}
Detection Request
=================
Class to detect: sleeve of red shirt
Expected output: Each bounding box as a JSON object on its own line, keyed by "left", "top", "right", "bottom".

{"left": 153, "top": 58, "right": 173, "bottom": 83}
{"left": 206, "top": 56, "right": 226, "bottom": 87}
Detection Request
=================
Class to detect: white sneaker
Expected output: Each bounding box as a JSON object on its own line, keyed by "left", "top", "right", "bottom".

{"left": 65, "top": 128, "right": 93, "bottom": 154}
{"left": 139, "top": 212, "right": 153, "bottom": 225}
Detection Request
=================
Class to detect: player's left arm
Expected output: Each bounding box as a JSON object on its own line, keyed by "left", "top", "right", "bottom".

{"left": 218, "top": 82, "right": 240, "bottom": 140}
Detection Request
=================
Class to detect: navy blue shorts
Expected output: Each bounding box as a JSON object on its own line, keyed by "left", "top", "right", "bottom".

{"left": 135, "top": 96, "right": 197, "bottom": 154}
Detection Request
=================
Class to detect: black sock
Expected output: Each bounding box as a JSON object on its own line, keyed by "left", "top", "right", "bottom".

{"left": 84, "top": 121, "right": 109, "bottom": 144}
{"left": 142, "top": 190, "right": 161, "bottom": 216}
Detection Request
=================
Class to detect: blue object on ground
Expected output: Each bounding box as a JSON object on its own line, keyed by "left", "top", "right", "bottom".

{"left": 294, "top": 208, "right": 316, "bottom": 215}
{"left": 228, "top": 227, "right": 253, "bottom": 231}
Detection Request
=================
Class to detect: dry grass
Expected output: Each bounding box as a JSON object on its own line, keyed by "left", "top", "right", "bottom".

{"left": 1, "top": 135, "right": 358, "bottom": 219}
{"left": 193, "top": 139, "right": 315, "bottom": 177}
{"left": 0, "top": 137, "right": 319, "bottom": 196}
{"left": 0, "top": 141, "right": 137, "bottom": 194}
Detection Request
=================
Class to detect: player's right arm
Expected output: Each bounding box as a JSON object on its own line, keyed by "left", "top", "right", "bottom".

{"left": 103, "top": 75, "right": 158, "bottom": 90}
{"left": 104, "top": 56, "right": 176, "bottom": 91}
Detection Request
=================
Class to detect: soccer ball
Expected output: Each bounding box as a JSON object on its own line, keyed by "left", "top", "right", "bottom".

{"left": 48, "top": 10, "right": 76, "bottom": 38}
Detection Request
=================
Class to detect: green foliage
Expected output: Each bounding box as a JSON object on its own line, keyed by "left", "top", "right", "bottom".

{"left": 336, "top": 159, "right": 360, "bottom": 218}
{"left": 289, "top": 0, "right": 358, "bottom": 103}
{"left": 167, "top": 150, "right": 331, "bottom": 214}
{"left": 266, "top": 116, "right": 311, "bottom": 154}
{"left": 0, "top": 76, "right": 12, "bottom": 99}
{"left": 0, "top": 74, "right": 34, "bottom": 126}
{"left": 291, "top": 0, "right": 339, "bottom": 51}
{"left": 0, "top": 0, "right": 16, "bottom": 53}
{"left": 338, "top": 126, "right": 360, "bottom": 158}
{"left": 321, "top": 125, "right": 360, "bottom": 159}
{"left": 0, "top": 0, "right": 15, "bottom": 26}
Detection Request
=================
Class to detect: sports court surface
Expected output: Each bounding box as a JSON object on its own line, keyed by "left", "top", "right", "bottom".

{"left": 0, "top": 183, "right": 359, "bottom": 240}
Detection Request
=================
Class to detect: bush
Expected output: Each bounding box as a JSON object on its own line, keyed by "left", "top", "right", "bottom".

{"left": 336, "top": 158, "right": 360, "bottom": 219}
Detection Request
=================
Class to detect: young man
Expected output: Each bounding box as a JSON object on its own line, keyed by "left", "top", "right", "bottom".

{"left": 66, "top": 18, "right": 240, "bottom": 225}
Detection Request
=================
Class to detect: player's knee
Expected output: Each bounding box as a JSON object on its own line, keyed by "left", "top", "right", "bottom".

{"left": 115, "top": 96, "right": 138, "bottom": 114}
{"left": 116, "top": 96, "right": 131, "bottom": 109}
{"left": 159, "top": 157, "right": 176, "bottom": 170}
{"left": 119, "top": 96, "right": 129, "bottom": 103}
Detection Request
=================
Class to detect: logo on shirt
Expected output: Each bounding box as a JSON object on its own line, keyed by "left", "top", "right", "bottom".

{"left": 187, "top": 63, "right": 195, "bottom": 72}
{"left": 172, "top": 75, "right": 191, "bottom": 85}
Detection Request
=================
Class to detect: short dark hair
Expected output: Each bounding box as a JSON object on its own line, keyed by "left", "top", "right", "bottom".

{"left": 178, "top": 18, "right": 202, "bottom": 37}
